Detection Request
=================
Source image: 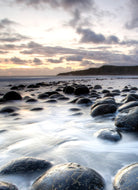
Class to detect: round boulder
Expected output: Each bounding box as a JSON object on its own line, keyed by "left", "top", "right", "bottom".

{"left": 74, "top": 85, "right": 89, "bottom": 95}
{"left": 115, "top": 107, "right": 138, "bottom": 131}
{"left": 0, "top": 157, "right": 52, "bottom": 174}
{"left": 32, "top": 163, "right": 105, "bottom": 190}
{"left": 3, "top": 91, "right": 22, "bottom": 101}
{"left": 95, "top": 128, "right": 122, "bottom": 142}
{"left": 63, "top": 86, "right": 74, "bottom": 94}
{"left": 0, "top": 181, "right": 18, "bottom": 190}
{"left": 91, "top": 103, "right": 117, "bottom": 117}
{"left": 76, "top": 98, "right": 92, "bottom": 106}
{"left": 113, "top": 163, "right": 138, "bottom": 190}
{"left": 0, "top": 106, "right": 19, "bottom": 114}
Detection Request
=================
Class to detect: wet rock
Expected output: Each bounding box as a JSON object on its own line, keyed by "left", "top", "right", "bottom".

{"left": 0, "top": 106, "right": 19, "bottom": 114}
{"left": 122, "top": 88, "right": 130, "bottom": 92}
{"left": 131, "top": 87, "right": 138, "bottom": 91}
{"left": 91, "top": 97, "right": 116, "bottom": 110}
{"left": 74, "top": 85, "right": 89, "bottom": 95}
{"left": 38, "top": 93, "right": 49, "bottom": 99}
{"left": 76, "top": 98, "right": 92, "bottom": 106}
{"left": 112, "top": 89, "right": 120, "bottom": 93}
{"left": 115, "top": 107, "right": 138, "bottom": 131}
{"left": 27, "top": 84, "right": 40, "bottom": 88}
{"left": 118, "top": 101, "right": 138, "bottom": 112}
{"left": 71, "top": 112, "right": 83, "bottom": 116}
{"left": 3, "top": 91, "right": 22, "bottom": 101}
{"left": 94, "top": 85, "right": 102, "bottom": 89}
{"left": 91, "top": 103, "right": 117, "bottom": 117}
{"left": 102, "top": 89, "right": 110, "bottom": 94}
{"left": 31, "top": 107, "right": 43, "bottom": 111}
{"left": 95, "top": 128, "right": 122, "bottom": 142}
{"left": 0, "top": 157, "right": 52, "bottom": 174}
{"left": 58, "top": 96, "right": 70, "bottom": 101}
{"left": 49, "top": 94, "right": 62, "bottom": 99}
{"left": 32, "top": 163, "right": 105, "bottom": 190}
{"left": 0, "top": 181, "right": 18, "bottom": 190}
{"left": 69, "top": 97, "right": 80, "bottom": 104}
{"left": 122, "top": 94, "right": 137, "bottom": 103}
{"left": 45, "top": 99, "right": 57, "bottom": 103}
{"left": 69, "top": 108, "right": 81, "bottom": 112}
{"left": 63, "top": 86, "right": 74, "bottom": 94}
{"left": 46, "top": 91, "right": 60, "bottom": 96}
{"left": 26, "top": 98, "right": 38, "bottom": 103}
{"left": 113, "top": 163, "right": 138, "bottom": 190}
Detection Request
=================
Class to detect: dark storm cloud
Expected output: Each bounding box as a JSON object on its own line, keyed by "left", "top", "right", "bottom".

{"left": 125, "top": 0, "right": 138, "bottom": 29}
{"left": 10, "top": 57, "right": 27, "bottom": 64}
{"left": 77, "top": 27, "right": 120, "bottom": 44}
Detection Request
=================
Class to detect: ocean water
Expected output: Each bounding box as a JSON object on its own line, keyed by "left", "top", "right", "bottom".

{"left": 0, "top": 75, "right": 138, "bottom": 190}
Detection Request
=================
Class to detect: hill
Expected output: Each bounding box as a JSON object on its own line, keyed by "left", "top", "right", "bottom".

{"left": 57, "top": 65, "right": 138, "bottom": 76}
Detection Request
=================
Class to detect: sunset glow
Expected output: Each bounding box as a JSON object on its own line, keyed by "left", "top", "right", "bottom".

{"left": 0, "top": 0, "right": 138, "bottom": 76}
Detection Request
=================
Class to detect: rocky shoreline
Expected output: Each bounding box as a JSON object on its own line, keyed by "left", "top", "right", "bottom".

{"left": 0, "top": 79, "right": 138, "bottom": 189}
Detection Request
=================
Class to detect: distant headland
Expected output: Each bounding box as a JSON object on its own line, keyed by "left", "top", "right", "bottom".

{"left": 57, "top": 65, "right": 138, "bottom": 76}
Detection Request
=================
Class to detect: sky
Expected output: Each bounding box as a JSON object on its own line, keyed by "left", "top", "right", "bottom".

{"left": 0, "top": 0, "right": 138, "bottom": 76}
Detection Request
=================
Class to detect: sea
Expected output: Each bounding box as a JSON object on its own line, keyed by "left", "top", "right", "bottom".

{"left": 0, "top": 75, "right": 138, "bottom": 190}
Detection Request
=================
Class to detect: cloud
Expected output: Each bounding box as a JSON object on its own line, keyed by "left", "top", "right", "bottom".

{"left": 0, "top": 32, "right": 30, "bottom": 42}
{"left": 80, "top": 60, "right": 95, "bottom": 67}
{"left": 10, "top": 57, "right": 27, "bottom": 64}
{"left": 66, "top": 55, "right": 83, "bottom": 61}
{"left": 125, "top": 0, "right": 138, "bottom": 29}
{"left": 77, "top": 27, "right": 120, "bottom": 44}
{"left": 77, "top": 27, "right": 105, "bottom": 43}
{"left": 0, "top": 50, "right": 8, "bottom": 54}
{"left": 13, "top": 0, "right": 94, "bottom": 10}
{"left": 47, "top": 57, "right": 63, "bottom": 63}
{"left": 0, "top": 18, "right": 17, "bottom": 29}
{"left": 33, "top": 57, "right": 43, "bottom": 65}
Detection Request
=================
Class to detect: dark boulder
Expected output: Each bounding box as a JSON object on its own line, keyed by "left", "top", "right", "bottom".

{"left": 115, "top": 107, "right": 138, "bottom": 131}
{"left": 3, "top": 91, "right": 22, "bottom": 101}
{"left": 94, "top": 85, "right": 102, "bottom": 89}
{"left": 122, "top": 94, "right": 137, "bottom": 103}
{"left": 0, "top": 181, "right": 18, "bottom": 190}
{"left": 31, "top": 107, "right": 43, "bottom": 111}
{"left": 63, "top": 86, "right": 74, "bottom": 94}
{"left": 118, "top": 101, "right": 138, "bottom": 112}
{"left": 95, "top": 128, "right": 122, "bottom": 142}
{"left": 45, "top": 99, "right": 57, "bottom": 103}
{"left": 0, "top": 106, "right": 19, "bottom": 114}
{"left": 0, "top": 157, "right": 52, "bottom": 174}
{"left": 38, "top": 93, "right": 49, "bottom": 99}
{"left": 76, "top": 98, "right": 92, "bottom": 106}
{"left": 74, "top": 85, "right": 89, "bottom": 95}
{"left": 113, "top": 163, "right": 138, "bottom": 190}
{"left": 26, "top": 98, "right": 38, "bottom": 103}
{"left": 32, "top": 163, "right": 105, "bottom": 190}
{"left": 91, "top": 97, "right": 116, "bottom": 110}
{"left": 91, "top": 103, "right": 117, "bottom": 117}
{"left": 69, "top": 108, "right": 81, "bottom": 112}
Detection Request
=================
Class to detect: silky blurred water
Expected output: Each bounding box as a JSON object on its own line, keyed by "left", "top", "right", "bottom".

{"left": 0, "top": 75, "right": 138, "bottom": 190}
